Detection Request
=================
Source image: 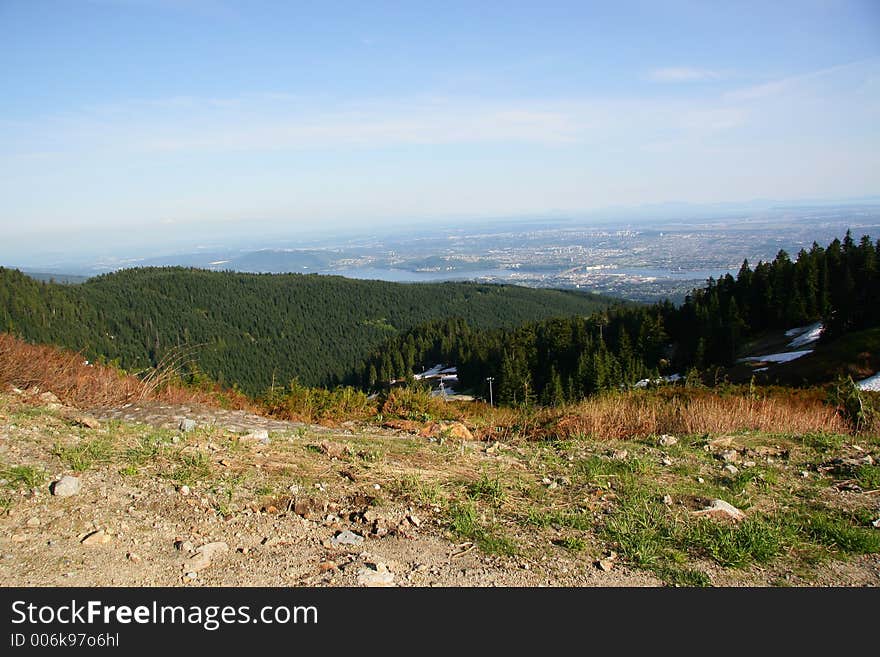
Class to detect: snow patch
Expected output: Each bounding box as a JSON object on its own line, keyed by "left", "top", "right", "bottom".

{"left": 738, "top": 350, "right": 813, "bottom": 364}
{"left": 786, "top": 322, "right": 823, "bottom": 348}
{"left": 857, "top": 372, "right": 880, "bottom": 392}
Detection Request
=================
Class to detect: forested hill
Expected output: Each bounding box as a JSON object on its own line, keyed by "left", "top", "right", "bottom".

{"left": 0, "top": 266, "right": 613, "bottom": 394}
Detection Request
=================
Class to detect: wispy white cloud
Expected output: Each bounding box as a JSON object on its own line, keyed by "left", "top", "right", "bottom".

{"left": 648, "top": 67, "right": 724, "bottom": 82}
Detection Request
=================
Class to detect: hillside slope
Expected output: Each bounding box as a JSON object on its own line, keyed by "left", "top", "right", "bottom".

{"left": 0, "top": 267, "right": 613, "bottom": 395}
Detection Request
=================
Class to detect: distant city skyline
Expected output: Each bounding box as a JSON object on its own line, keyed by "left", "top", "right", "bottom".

{"left": 2, "top": 1, "right": 879, "bottom": 258}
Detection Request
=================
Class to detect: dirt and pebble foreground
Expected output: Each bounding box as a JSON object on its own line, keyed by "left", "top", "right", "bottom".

{"left": 0, "top": 387, "right": 878, "bottom": 587}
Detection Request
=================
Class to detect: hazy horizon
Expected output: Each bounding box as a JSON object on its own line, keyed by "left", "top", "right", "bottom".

{"left": 2, "top": 1, "right": 879, "bottom": 259}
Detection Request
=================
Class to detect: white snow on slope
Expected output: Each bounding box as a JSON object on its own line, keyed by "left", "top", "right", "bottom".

{"left": 786, "top": 322, "right": 823, "bottom": 348}
{"left": 858, "top": 372, "right": 880, "bottom": 391}
{"left": 738, "top": 350, "right": 814, "bottom": 364}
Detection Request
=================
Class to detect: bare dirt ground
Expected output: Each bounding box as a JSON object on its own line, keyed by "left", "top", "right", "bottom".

{"left": 1, "top": 389, "right": 878, "bottom": 587}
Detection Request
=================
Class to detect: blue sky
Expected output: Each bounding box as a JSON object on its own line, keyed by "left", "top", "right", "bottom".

{"left": 1, "top": 0, "right": 879, "bottom": 254}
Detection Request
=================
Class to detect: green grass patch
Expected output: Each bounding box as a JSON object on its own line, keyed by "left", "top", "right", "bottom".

{"left": 553, "top": 536, "right": 587, "bottom": 552}
{"left": 162, "top": 450, "right": 213, "bottom": 485}
{"left": 1, "top": 464, "right": 46, "bottom": 489}
{"left": 448, "top": 501, "right": 518, "bottom": 556}
{"left": 54, "top": 436, "right": 115, "bottom": 472}
{"left": 683, "top": 517, "right": 784, "bottom": 568}
{"left": 855, "top": 464, "right": 880, "bottom": 489}
{"left": 791, "top": 508, "right": 880, "bottom": 554}
{"left": 391, "top": 474, "right": 443, "bottom": 505}
{"left": 525, "top": 508, "right": 592, "bottom": 531}
{"left": 466, "top": 473, "right": 506, "bottom": 506}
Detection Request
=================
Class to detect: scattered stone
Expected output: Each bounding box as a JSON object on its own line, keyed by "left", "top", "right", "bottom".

{"left": 70, "top": 415, "right": 102, "bottom": 430}
{"left": 661, "top": 457, "right": 673, "bottom": 466}
{"left": 541, "top": 477, "right": 553, "bottom": 485}
{"left": 174, "top": 540, "right": 195, "bottom": 552}
{"left": 179, "top": 485, "right": 191, "bottom": 496}
{"left": 662, "top": 494, "right": 673, "bottom": 506}
{"left": 39, "top": 391, "right": 61, "bottom": 408}
{"left": 242, "top": 429, "right": 270, "bottom": 445}
{"left": 693, "top": 499, "right": 746, "bottom": 522}
{"left": 26, "top": 517, "right": 40, "bottom": 527}
{"left": 719, "top": 449, "right": 740, "bottom": 463}
{"left": 723, "top": 464, "right": 739, "bottom": 475}
{"left": 184, "top": 572, "right": 198, "bottom": 581}
{"left": 872, "top": 518, "right": 880, "bottom": 529}
{"left": 319, "top": 560, "right": 337, "bottom": 573}
{"left": 658, "top": 435, "right": 678, "bottom": 447}
{"left": 596, "top": 559, "right": 615, "bottom": 572}
{"left": 611, "top": 449, "right": 628, "bottom": 460}
{"left": 187, "top": 541, "right": 229, "bottom": 572}
{"left": 81, "top": 530, "right": 112, "bottom": 546}
{"left": 697, "top": 477, "right": 705, "bottom": 484}
{"left": 179, "top": 418, "right": 196, "bottom": 433}
{"left": 708, "top": 436, "right": 735, "bottom": 449}
{"left": 373, "top": 484, "right": 381, "bottom": 491}
{"left": 800, "top": 470, "right": 810, "bottom": 478}
{"left": 318, "top": 441, "right": 347, "bottom": 458}
{"left": 742, "top": 461, "right": 757, "bottom": 468}
{"left": 407, "top": 514, "right": 421, "bottom": 528}
{"left": 357, "top": 563, "right": 395, "bottom": 587}
{"left": 331, "top": 530, "right": 364, "bottom": 547}
{"left": 127, "top": 552, "right": 142, "bottom": 563}
{"left": 50, "top": 475, "right": 81, "bottom": 497}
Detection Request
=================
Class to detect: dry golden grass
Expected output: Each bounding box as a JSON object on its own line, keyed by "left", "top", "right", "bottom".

{"left": 0, "top": 332, "right": 254, "bottom": 411}
{"left": 552, "top": 388, "right": 849, "bottom": 440}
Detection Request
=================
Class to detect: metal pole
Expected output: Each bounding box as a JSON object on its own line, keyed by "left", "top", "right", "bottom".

{"left": 486, "top": 377, "right": 494, "bottom": 407}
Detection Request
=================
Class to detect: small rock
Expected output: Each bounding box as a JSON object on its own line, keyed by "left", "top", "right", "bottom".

{"left": 242, "top": 429, "right": 270, "bottom": 445}
{"left": 70, "top": 415, "right": 102, "bottom": 430}
{"left": 719, "top": 449, "right": 740, "bottom": 463}
{"left": 50, "top": 475, "right": 81, "bottom": 497}
{"left": 179, "top": 418, "right": 196, "bottom": 433}
{"left": 872, "top": 518, "right": 880, "bottom": 529}
{"left": 319, "top": 560, "right": 337, "bottom": 572}
{"left": 357, "top": 563, "right": 395, "bottom": 587}
{"left": 697, "top": 477, "right": 705, "bottom": 484}
{"left": 373, "top": 484, "right": 381, "bottom": 490}
{"left": 127, "top": 552, "right": 142, "bottom": 563}
{"left": 179, "top": 485, "right": 191, "bottom": 496}
{"left": 39, "top": 391, "right": 61, "bottom": 406}
{"left": 407, "top": 514, "right": 421, "bottom": 528}
{"left": 26, "top": 517, "right": 40, "bottom": 527}
{"left": 596, "top": 559, "right": 615, "bottom": 572}
{"left": 742, "top": 461, "right": 757, "bottom": 468}
{"left": 331, "top": 530, "right": 365, "bottom": 547}
{"left": 81, "top": 530, "right": 112, "bottom": 546}
{"left": 184, "top": 572, "right": 198, "bottom": 581}
{"left": 693, "top": 499, "right": 746, "bottom": 522}
{"left": 548, "top": 481, "right": 559, "bottom": 490}
{"left": 317, "top": 440, "right": 346, "bottom": 458}
{"left": 800, "top": 470, "right": 810, "bottom": 478}
{"left": 723, "top": 464, "right": 739, "bottom": 475}
{"left": 658, "top": 434, "right": 678, "bottom": 447}
{"left": 662, "top": 494, "right": 673, "bottom": 505}
{"left": 708, "top": 436, "right": 735, "bottom": 449}
{"left": 187, "top": 541, "right": 229, "bottom": 572}
{"left": 541, "top": 477, "right": 553, "bottom": 485}
{"left": 174, "top": 540, "right": 195, "bottom": 552}
{"left": 611, "top": 450, "right": 628, "bottom": 460}
{"left": 661, "top": 457, "right": 673, "bottom": 466}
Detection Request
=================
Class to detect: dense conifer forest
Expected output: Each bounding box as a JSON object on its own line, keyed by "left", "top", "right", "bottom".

{"left": 0, "top": 267, "right": 611, "bottom": 395}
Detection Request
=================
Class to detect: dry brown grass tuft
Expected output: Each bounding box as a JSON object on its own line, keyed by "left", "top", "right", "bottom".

{"left": 0, "top": 332, "right": 254, "bottom": 411}
{"left": 552, "top": 388, "right": 849, "bottom": 440}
